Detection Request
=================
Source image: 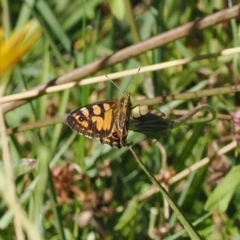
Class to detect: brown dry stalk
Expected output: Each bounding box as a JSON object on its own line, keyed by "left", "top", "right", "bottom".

{"left": 2, "top": 5, "right": 240, "bottom": 114}
{"left": 0, "top": 103, "right": 24, "bottom": 239}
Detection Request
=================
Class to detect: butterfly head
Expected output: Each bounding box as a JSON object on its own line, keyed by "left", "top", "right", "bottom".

{"left": 120, "top": 91, "right": 131, "bottom": 110}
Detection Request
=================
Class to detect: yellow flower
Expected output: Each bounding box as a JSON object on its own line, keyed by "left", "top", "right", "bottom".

{"left": 0, "top": 21, "right": 42, "bottom": 77}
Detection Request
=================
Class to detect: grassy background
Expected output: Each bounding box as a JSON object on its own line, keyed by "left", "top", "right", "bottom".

{"left": 1, "top": 1, "right": 240, "bottom": 239}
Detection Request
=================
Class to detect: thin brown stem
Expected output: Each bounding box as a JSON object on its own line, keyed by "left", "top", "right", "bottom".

{"left": 6, "top": 116, "right": 66, "bottom": 134}
{"left": 134, "top": 84, "right": 240, "bottom": 106}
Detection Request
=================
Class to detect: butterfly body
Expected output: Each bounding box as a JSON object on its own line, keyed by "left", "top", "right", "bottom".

{"left": 67, "top": 92, "right": 131, "bottom": 148}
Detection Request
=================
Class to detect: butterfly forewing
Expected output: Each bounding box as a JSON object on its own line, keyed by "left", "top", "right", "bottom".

{"left": 67, "top": 100, "right": 117, "bottom": 139}
{"left": 66, "top": 92, "right": 131, "bottom": 148}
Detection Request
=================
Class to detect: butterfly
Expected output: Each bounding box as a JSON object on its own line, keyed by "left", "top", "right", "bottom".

{"left": 66, "top": 91, "right": 132, "bottom": 148}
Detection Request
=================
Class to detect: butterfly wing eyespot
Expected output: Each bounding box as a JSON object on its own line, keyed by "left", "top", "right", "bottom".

{"left": 66, "top": 92, "right": 131, "bottom": 148}
{"left": 78, "top": 116, "right": 85, "bottom": 122}
{"left": 113, "top": 132, "right": 118, "bottom": 138}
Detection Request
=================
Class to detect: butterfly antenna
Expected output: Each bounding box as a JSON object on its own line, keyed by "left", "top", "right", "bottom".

{"left": 127, "top": 68, "right": 141, "bottom": 90}
{"left": 104, "top": 74, "right": 121, "bottom": 91}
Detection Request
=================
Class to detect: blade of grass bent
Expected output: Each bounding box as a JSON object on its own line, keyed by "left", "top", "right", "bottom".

{"left": 129, "top": 147, "right": 201, "bottom": 240}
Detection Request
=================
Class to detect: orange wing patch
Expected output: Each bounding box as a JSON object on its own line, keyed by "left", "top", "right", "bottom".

{"left": 93, "top": 105, "right": 101, "bottom": 115}
{"left": 103, "top": 108, "right": 113, "bottom": 131}
{"left": 92, "top": 116, "right": 104, "bottom": 130}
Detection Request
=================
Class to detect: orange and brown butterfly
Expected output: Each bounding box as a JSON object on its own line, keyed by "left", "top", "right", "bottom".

{"left": 66, "top": 91, "right": 132, "bottom": 148}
